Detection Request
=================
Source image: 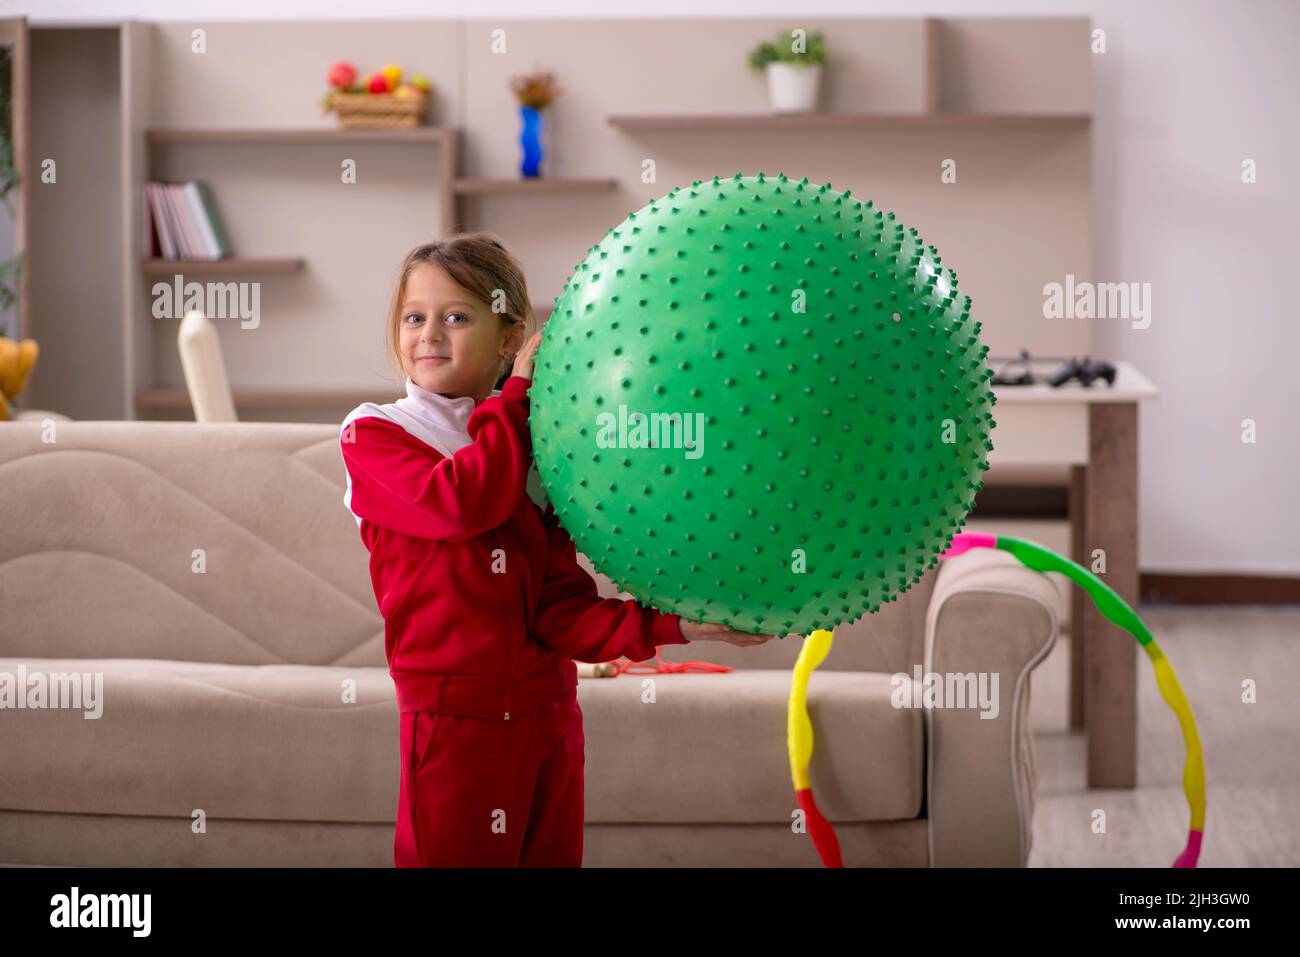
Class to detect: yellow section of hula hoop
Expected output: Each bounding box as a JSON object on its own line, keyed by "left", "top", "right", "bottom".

{"left": 1145, "top": 642, "right": 1207, "bottom": 831}
{"left": 789, "top": 629, "right": 834, "bottom": 792}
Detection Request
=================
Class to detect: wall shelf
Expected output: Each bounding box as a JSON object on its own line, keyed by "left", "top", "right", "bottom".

{"left": 454, "top": 177, "right": 618, "bottom": 195}
{"left": 607, "top": 112, "right": 1091, "bottom": 131}
{"left": 146, "top": 127, "right": 452, "bottom": 144}
{"left": 142, "top": 257, "right": 305, "bottom": 275}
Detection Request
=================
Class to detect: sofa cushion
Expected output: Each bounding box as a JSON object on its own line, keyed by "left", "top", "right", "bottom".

{"left": 0, "top": 658, "right": 399, "bottom": 823}
{"left": 1, "top": 659, "right": 924, "bottom": 827}
{"left": 580, "top": 669, "right": 924, "bottom": 824}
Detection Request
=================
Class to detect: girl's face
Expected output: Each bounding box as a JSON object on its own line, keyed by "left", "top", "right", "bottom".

{"left": 398, "top": 263, "right": 523, "bottom": 401}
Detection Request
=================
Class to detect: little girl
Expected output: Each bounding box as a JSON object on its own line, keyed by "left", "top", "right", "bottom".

{"left": 340, "top": 233, "right": 775, "bottom": 868}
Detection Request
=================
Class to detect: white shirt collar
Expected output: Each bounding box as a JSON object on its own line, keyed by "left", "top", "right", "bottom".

{"left": 399, "top": 376, "right": 502, "bottom": 435}
{"left": 350, "top": 375, "right": 547, "bottom": 512}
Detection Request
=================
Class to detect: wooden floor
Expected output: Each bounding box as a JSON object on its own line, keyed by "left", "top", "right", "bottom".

{"left": 1027, "top": 606, "right": 1300, "bottom": 867}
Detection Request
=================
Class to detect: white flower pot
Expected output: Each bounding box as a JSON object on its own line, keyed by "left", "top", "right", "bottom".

{"left": 765, "top": 62, "right": 822, "bottom": 113}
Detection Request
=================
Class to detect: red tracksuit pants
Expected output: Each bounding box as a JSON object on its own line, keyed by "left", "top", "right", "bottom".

{"left": 394, "top": 690, "right": 586, "bottom": 867}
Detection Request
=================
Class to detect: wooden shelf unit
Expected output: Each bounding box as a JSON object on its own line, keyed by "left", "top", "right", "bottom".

{"left": 138, "top": 124, "right": 454, "bottom": 418}
{"left": 15, "top": 16, "right": 1090, "bottom": 421}
{"left": 136, "top": 119, "right": 611, "bottom": 418}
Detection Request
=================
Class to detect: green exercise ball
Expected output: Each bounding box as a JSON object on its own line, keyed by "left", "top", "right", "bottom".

{"left": 529, "top": 172, "right": 996, "bottom": 636}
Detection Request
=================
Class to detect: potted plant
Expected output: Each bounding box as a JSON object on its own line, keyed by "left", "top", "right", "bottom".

{"left": 510, "top": 69, "right": 563, "bottom": 178}
{"left": 747, "top": 29, "right": 827, "bottom": 113}
{"left": 0, "top": 45, "right": 21, "bottom": 334}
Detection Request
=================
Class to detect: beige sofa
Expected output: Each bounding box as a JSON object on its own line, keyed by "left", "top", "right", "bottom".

{"left": 0, "top": 420, "right": 1058, "bottom": 867}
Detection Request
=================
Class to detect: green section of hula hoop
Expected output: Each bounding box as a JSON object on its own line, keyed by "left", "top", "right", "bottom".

{"left": 996, "top": 535, "right": 1153, "bottom": 647}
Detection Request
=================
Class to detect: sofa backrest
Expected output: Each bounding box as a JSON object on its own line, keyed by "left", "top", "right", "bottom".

{"left": 0, "top": 420, "right": 928, "bottom": 673}
{"left": 0, "top": 420, "right": 383, "bottom": 668}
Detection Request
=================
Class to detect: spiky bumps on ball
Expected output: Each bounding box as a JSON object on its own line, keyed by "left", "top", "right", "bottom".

{"left": 529, "top": 172, "right": 996, "bottom": 636}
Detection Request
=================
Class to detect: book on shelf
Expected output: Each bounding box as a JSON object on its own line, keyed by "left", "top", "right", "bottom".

{"left": 144, "top": 180, "right": 233, "bottom": 261}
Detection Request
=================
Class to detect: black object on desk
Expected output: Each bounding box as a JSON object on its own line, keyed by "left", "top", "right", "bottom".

{"left": 990, "top": 350, "right": 1117, "bottom": 388}
{"left": 1048, "top": 356, "right": 1117, "bottom": 388}
{"left": 991, "top": 349, "right": 1036, "bottom": 386}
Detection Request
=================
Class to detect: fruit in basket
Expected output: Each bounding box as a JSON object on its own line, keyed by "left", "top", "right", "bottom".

{"left": 328, "top": 61, "right": 357, "bottom": 90}
{"left": 323, "top": 63, "right": 430, "bottom": 126}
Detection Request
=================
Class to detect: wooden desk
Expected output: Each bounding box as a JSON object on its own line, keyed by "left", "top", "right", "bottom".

{"left": 988, "top": 361, "right": 1158, "bottom": 788}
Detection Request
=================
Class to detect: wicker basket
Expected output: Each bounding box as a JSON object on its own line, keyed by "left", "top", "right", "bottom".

{"left": 327, "top": 92, "right": 430, "bottom": 129}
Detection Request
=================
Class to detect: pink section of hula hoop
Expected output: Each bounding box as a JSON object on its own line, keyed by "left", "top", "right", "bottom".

{"left": 1173, "top": 829, "right": 1203, "bottom": 868}
{"left": 940, "top": 532, "right": 998, "bottom": 559}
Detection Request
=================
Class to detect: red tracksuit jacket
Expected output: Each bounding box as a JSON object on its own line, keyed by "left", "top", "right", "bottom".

{"left": 339, "top": 374, "right": 687, "bottom": 722}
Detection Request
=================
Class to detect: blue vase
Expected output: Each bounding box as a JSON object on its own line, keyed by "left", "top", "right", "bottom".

{"left": 519, "top": 105, "right": 543, "bottom": 178}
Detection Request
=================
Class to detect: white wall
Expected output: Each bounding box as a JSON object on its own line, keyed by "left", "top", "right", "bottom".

{"left": 17, "top": 0, "right": 1300, "bottom": 576}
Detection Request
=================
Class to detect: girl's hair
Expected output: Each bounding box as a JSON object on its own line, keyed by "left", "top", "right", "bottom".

{"left": 385, "top": 232, "right": 535, "bottom": 387}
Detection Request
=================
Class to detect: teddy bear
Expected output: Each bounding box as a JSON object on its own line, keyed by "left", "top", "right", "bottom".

{"left": 0, "top": 336, "right": 39, "bottom": 421}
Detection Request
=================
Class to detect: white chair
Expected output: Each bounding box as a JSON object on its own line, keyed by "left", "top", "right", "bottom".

{"left": 178, "top": 309, "right": 238, "bottom": 423}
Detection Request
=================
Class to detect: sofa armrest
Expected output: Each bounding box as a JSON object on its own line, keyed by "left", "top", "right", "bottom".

{"left": 922, "top": 545, "right": 1059, "bottom": 866}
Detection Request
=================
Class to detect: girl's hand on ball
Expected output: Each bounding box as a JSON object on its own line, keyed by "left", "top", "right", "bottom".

{"left": 511, "top": 331, "right": 543, "bottom": 381}
{"left": 679, "top": 620, "right": 777, "bottom": 646}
